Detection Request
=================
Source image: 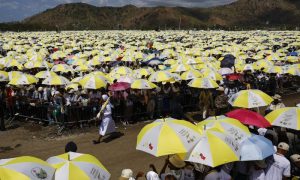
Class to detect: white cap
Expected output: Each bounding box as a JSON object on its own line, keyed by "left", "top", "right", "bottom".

{"left": 119, "top": 169, "right": 133, "bottom": 180}
{"left": 102, "top": 94, "right": 108, "bottom": 101}
{"left": 278, "top": 142, "right": 289, "bottom": 151}
{"left": 257, "top": 128, "right": 267, "bottom": 136}
{"left": 290, "top": 154, "right": 300, "bottom": 163}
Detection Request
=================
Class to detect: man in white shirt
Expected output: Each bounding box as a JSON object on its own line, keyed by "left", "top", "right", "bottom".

{"left": 265, "top": 142, "right": 291, "bottom": 180}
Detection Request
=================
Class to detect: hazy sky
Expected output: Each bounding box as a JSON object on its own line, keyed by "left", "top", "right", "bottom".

{"left": 0, "top": 0, "right": 236, "bottom": 22}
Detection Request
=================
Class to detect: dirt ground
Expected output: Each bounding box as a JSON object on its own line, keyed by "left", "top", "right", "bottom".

{"left": 0, "top": 93, "right": 299, "bottom": 179}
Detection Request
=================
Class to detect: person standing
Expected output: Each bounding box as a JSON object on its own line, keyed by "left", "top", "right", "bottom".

{"left": 93, "top": 94, "right": 115, "bottom": 144}
{"left": 265, "top": 142, "right": 291, "bottom": 180}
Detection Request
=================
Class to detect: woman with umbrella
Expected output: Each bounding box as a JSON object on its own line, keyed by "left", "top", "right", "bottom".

{"left": 93, "top": 94, "right": 116, "bottom": 144}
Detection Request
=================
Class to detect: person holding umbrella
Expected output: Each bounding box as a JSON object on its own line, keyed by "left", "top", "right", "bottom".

{"left": 93, "top": 94, "right": 116, "bottom": 144}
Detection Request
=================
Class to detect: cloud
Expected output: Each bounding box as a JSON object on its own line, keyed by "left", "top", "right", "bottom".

{"left": 0, "top": 0, "right": 237, "bottom": 22}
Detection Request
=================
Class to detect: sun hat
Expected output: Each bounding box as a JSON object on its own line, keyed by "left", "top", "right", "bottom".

{"left": 169, "top": 155, "right": 186, "bottom": 169}
{"left": 290, "top": 154, "right": 300, "bottom": 163}
{"left": 278, "top": 142, "right": 289, "bottom": 151}
{"left": 119, "top": 169, "right": 133, "bottom": 180}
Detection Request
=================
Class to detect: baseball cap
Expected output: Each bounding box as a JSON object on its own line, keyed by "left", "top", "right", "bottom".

{"left": 290, "top": 154, "right": 300, "bottom": 163}
{"left": 277, "top": 142, "right": 289, "bottom": 151}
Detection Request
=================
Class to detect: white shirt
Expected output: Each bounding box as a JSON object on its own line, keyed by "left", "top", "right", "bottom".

{"left": 265, "top": 153, "right": 291, "bottom": 180}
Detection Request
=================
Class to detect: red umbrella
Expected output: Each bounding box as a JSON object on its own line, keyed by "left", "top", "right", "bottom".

{"left": 226, "top": 73, "right": 242, "bottom": 81}
{"left": 226, "top": 109, "right": 271, "bottom": 128}
{"left": 108, "top": 82, "right": 130, "bottom": 91}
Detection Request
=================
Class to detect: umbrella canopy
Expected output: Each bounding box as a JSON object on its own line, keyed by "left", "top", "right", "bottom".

{"left": 0, "top": 71, "right": 9, "bottom": 81}
{"left": 182, "top": 129, "right": 240, "bottom": 167}
{"left": 47, "top": 152, "right": 110, "bottom": 180}
{"left": 239, "top": 134, "right": 275, "bottom": 161}
{"left": 35, "top": 71, "right": 58, "bottom": 79}
{"left": 108, "top": 82, "right": 130, "bottom": 91}
{"left": 0, "top": 156, "right": 55, "bottom": 180}
{"left": 110, "top": 66, "right": 133, "bottom": 76}
{"left": 24, "top": 61, "right": 52, "bottom": 69}
{"left": 226, "top": 109, "right": 271, "bottom": 128}
{"left": 133, "top": 68, "right": 153, "bottom": 78}
{"left": 51, "top": 64, "right": 73, "bottom": 73}
{"left": 180, "top": 70, "right": 202, "bottom": 80}
{"left": 197, "top": 116, "right": 251, "bottom": 142}
{"left": 188, "top": 77, "right": 219, "bottom": 89}
{"left": 265, "top": 107, "right": 300, "bottom": 130}
{"left": 131, "top": 79, "right": 157, "bottom": 89}
{"left": 148, "top": 71, "right": 174, "bottom": 83}
{"left": 228, "top": 89, "right": 273, "bottom": 108}
{"left": 117, "top": 76, "right": 135, "bottom": 84}
{"left": 42, "top": 75, "right": 70, "bottom": 85}
{"left": 136, "top": 118, "right": 201, "bottom": 157}
{"left": 79, "top": 75, "right": 108, "bottom": 89}
{"left": 9, "top": 74, "right": 37, "bottom": 85}
{"left": 220, "top": 54, "right": 235, "bottom": 68}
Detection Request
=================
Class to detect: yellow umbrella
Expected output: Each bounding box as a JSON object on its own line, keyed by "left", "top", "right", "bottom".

{"left": 79, "top": 75, "right": 108, "bottom": 89}
{"left": 35, "top": 71, "right": 58, "bottom": 79}
{"left": 47, "top": 152, "right": 110, "bottom": 180}
{"left": 110, "top": 66, "right": 133, "bottom": 75}
{"left": 180, "top": 70, "right": 202, "bottom": 80}
{"left": 181, "top": 129, "right": 241, "bottom": 167}
{"left": 136, "top": 118, "right": 201, "bottom": 157}
{"left": 202, "top": 70, "right": 222, "bottom": 81}
{"left": 265, "top": 107, "right": 300, "bottom": 130}
{"left": 51, "top": 64, "right": 73, "bottom": 73}
{"left": 197, "top": 116, "right": 251, "bottom": 142}
{"left": 0, "top": 156, "right": 55, "bottom": 180}
{"left": 9, "top": 74, "right": 37, "bottom": 85}
{"left": 148, "top": 71, "right": 174, "bottom": 83}
{"left": 24, "top": 61, "right": 52, "bottom": 69}
{"left": 169, "top": 64, "right": 192, "bottom": 73}
{"left": 131, "top": 79, "right": 157, "bottom": 89}
{"left": 42, "top": 75, "right": 70, "bottom": 85}
{"left": 188, "top": 77, "right": 219, "bottom": 89}
{"left": 228, "top": 89, "right": 273, "bottom": 108}
{"left": 0, "top": 71, "right": 9, "bottom": 81}
{"left": 74, "top": 65, "right": 93, "bottom": 72}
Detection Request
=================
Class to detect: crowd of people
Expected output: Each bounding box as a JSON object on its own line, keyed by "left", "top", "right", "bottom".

{"left": 0, "top": 31, "right": 300, "bottom": 179}
{"left": 0, "top": 65, "right": 298, "bottom": 130}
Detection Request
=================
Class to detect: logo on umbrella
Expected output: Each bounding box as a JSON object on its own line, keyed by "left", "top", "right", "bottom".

{"left": 200, "top": 153, "right": 206, "bottom": 160}
{"left": 149, "top": 143, "right": 153, "bottom": 150}
{"left": 31, "top": 167, "right": 48, "bottom": 179}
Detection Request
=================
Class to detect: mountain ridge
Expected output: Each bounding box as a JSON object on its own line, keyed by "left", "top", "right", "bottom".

{"left": 1, "top": 0, "right": 300, "bottom": 31}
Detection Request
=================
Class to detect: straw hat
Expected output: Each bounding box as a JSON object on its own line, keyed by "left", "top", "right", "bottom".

{"left": 169, "top": 155, "right": 186, "bottom": 168}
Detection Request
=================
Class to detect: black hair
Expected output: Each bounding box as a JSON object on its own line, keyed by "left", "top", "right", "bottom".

{"left": 65, "top": 141, "right": 77, "bottom": 152}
